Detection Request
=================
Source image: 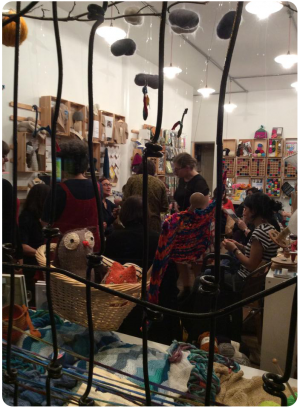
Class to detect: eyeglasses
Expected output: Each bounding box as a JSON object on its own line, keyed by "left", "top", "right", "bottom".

{"left": 102, "top": 183, "right": 112, "bottom": 187}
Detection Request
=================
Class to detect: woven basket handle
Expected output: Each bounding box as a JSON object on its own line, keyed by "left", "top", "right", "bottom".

{"left": 22, "top": 305, "right": 41, "bottom": 338}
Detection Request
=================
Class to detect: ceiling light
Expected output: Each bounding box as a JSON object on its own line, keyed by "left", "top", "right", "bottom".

{"left": 224, "top": 102, "right": 237, "bottom": 113}
{"left": 245, "top": 1, "right": 283, "bottom": 20}
{"left": 291, "top": 82, "right": 298, "bottom": 89}
{"left": 197, "top": 86, "right": 215, "bottom": 98}
{"left": 275, "top": 53, "right": 298, "bottom": 69}
{"left": 164, "top": 64, "right": 182, "bottom": 79}
{"left": 96, "top": 24, "right": 126, "bottom": 45}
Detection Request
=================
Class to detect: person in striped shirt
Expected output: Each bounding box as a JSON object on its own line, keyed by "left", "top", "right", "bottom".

{"left": 223, "top": 192, "right": 280, "bottom": 291}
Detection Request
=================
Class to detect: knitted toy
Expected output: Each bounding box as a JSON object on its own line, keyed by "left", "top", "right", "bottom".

{"left": 254, "top": 125, "right": 267, "bottom": 139}
{"left": 217, "top": 11, "right": 237, "bottom": 40}
{"left": 55, "top": 228, "right": 95, "bottom": 279}
{"left": 2, "top": 10, "right": 28, "bottom": 47}
{"left": 253, "top": 143, "right": 266, "bottom": 158}
{"left": 142, "top": 85, "right": 150, "bottom": 120}
{"left": 111, "top": 39, "right": 136, "bottom": 56}
{"left": 148, "top": 201, "right": 216, "bottom": 304}
{"left": 169, "top": 9, "right": 200, "bottom": 34}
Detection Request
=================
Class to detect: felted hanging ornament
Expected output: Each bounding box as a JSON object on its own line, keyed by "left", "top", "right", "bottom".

{"left": 142, "top": 85, "right": 150, "bottom": 120}
{"left": 2, "top": 10, "right": 28, "bottom": 47}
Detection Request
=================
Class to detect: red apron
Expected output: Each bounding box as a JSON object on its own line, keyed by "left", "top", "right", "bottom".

{"left": 53, "top": 182, "right": 101, "bottom": 252}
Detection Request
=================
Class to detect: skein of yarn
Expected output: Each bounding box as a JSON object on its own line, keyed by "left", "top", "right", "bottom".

{"left": 218, "top": 343, "right": 235, "bottom": 358}
{"left": 2, "top": 10, "right": 28, "bottom": 47}
{"left": 198, "top": 331, "right": 218, "bottom": 353}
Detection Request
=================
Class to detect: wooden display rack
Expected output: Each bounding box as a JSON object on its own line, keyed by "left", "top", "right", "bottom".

{"left": 223, "top": 139, "right": 236, "bottom": 157}
{"left": 99, "top": 110, "right": 114, "bottom": 143}
{"left": 237, "top": 139, "right": 253, "bottom": 157}
{"left": 285, "top": 138, "right": 297, "bottom": 157}
{"left": 267, "top": 138, "right": 283, "bottom": 158}
{"left": 267, "top": 158, "right": 282, "bottom": 177}
{"left": 69, "top": 101, "right": 86, "bottom": 139}
{"left": 283, "top": 159, "right": 297, "bottom": 179}
{"left": 236, "top": 157, "right": 251, "bottom": 177}
{"left": 17, "top": 132, "right": 46, "bottom": 173}
{"left": 266, "top": 177, "right": 281, "bottom": 198}
{"left": 40, "top": 96, "right": 71, "bottom": 137}
{"left": 222, "top": 157, "right": 235, "bottom": 178}
{"left": 250, "top": 158, "right": 266, "bottom": 177}
{"left": 253, "top": 139, "right": 267, "bottom": 158}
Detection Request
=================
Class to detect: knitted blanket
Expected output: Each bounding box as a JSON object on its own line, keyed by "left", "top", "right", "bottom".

{"left": 149, "top": 201, "right": 216, "bottom": 304}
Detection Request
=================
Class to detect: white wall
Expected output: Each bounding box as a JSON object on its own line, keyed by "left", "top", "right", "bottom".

{"left": 192, "top": 89, "right": 298, "bottom": 192}
{"left": 2, "top": 7, "right": 194, "bottom": 197}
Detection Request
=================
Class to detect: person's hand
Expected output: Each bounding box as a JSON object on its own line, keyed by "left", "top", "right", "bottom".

{"left": 237, "top": 219, "right": 247, "bottom": 231}
{"left": 103, "top": 222, "right": 107, "bottom": 230}
{"left": 223, "top": 239, "right": 238, "bottom": 252}
{"left": 112, "top": 207, "right": 120, "bottom": 218}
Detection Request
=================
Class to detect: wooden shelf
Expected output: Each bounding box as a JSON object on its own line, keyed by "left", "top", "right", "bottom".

{"left": 40, "top": 96, "right": 71, "bottom": 137}
{"left": 17, "top": 132, "right": 46, "bottom": 173}
{"left": 250, "top": 158, "right": 266, "bottom": 177}
{"left": 222, "top": 157, "right": 235, "bottom": 178}
{"left": 266, "top": 158, "right": 282, "bottom": 177}
{"left": 237, "top": 139, "right": 253, "bottom": 157}
{"left": 236, "top": 157, "right": 251, "bottom": 177}
{"left": 267, "top": 138, "right": 283, "bottom": 158}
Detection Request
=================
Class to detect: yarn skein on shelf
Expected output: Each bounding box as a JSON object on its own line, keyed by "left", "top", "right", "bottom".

{"left": 198, "top": 332, "right": 219, "bottom": 353}
{"left": 2, "top": 10, "right": 28, "bottom": 47}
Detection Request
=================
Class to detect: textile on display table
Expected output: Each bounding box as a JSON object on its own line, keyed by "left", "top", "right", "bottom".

{"left": 149, "top": 201, "right": 216, "bottom": 304}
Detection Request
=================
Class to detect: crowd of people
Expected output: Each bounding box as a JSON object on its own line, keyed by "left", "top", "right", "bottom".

{"left": 3, "top": 139, "right": 289, "bottom": 341}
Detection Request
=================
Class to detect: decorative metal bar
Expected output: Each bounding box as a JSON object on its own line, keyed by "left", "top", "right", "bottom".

{"left": 2, "top": 1, "right": 38, "bottom": 27}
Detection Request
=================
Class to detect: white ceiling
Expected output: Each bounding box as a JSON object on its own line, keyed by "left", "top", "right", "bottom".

{"left": 11, "top": 1, "right": 299, "bottom": 94}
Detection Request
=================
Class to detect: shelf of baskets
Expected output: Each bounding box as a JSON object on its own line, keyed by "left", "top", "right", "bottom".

{"left": 250, "top": 158, "right": 266, "bottom": 177}
{"left": 266, "top": 158, "right": 282, "bottom": 177}
{"left": 222, "top": 157, "right": 235, "bottom": 178}
{"left": 236, "top": 157, "right": 251, "bottom": 177}
{"left": 267, "top": 138, "right": 283, "bottom": 158}
{"left": 283, "top": 159, "right": 297, "bottom": 179}
{"left": 266, "top": 177, "right": 281, "bottom": 198}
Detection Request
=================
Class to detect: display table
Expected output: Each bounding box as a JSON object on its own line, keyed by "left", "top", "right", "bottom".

{"left": 260, "top": 269, "right": 297, "bottom": 376}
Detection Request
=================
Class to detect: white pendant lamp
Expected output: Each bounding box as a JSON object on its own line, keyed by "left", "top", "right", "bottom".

{"left": 96, "top": 23, "right": 126, "bottom": 45}
{"left": 245, "top": 1, "right": 283, "bottom": 20}
{"left": 163, "top": 32, "right": 182, "bottom": 79}
{"left": 197, "top": 59, "right": 215, "bottom": 98}
{"left": 224, "top": 79, "right": 237, "bottom": 113}
{"left": 275, "top": 16, "right": 298, "bottom": 69}
{"left": 291, "top": 82, "right": 298, "bottom": 89}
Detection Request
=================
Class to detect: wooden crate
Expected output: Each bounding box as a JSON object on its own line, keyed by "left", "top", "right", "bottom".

{"left": 236, "top": 158, "right": 251, "bottom": 177}
{"left": 237, "top": 139, "right": 253, "bottom": 157}
{"left": 223, "top": 139, "right": 237, "bottom": 157}
{"left": 222, "top": 157, "right": 235, "bottom": 178}
{"left": 17, "top": 132, "right": 46, "bottom": 173}
{"left": 69, "top": 101, "right": 86, "bottom": 139}
{"left": 283, "top": 159, "right": 297, "bottom": 179}
{"left": 250, "top": 158, "right": 266, "bottom": 177}
{"left": 267, "top": 138, "right": 283, "bottom": 158}
{"left": 99, "top": 110, "right": 114, "bottom": 142}
{"left": 40, "top": 96, "right": 71, "bottom": 137}
{"left": 266, "top": 158, "right": 282, "bottom": 177}
{"left": 285, "top": 138, "right": 297, "bottom": 157}
{"left": 252, "top": 139, "right": 267, "bottom": 158}
{"left": 266, "top": 177, "right": 281, "bottom": 198}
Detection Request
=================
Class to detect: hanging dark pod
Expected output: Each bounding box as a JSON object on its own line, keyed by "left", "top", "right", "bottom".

{"left": 134, "top": 74, "right": 159, "bottom": 89}
{"left": 169, "top": 9, "right": 199, "bottom": 34}
{"left": 111, "top": 38, "right": 136, "bottom": 56}
{"left": 217, "top": 11, "right": 237, "bottom": 40}
{"left": 124, "top": 6, "right": 144, "bottom": 26}
{"left": 87, "top": 4, "right": 105, "bottom": 22}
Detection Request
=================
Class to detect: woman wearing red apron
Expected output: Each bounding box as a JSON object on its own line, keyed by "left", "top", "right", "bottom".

{"left": 42, "top": 140, "right": 101, "bottom": 252}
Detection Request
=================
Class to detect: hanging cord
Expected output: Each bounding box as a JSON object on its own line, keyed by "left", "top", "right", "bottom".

{"left": 288, "top": 15, "right": 292, "bottom": 53}
{"left": 2, "top": 1, "right": 38, "bottom": 27}
{"left": 32, "top": 104, "right": 38, "bottom": 136}
{"left": 202, "top": 3, "right": 244, "bottom": 406}
{"left": 3, "top": 1, "right": 21, "bottom": 406}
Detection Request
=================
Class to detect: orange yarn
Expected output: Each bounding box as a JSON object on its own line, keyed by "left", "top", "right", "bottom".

{"left": 198, "top": 331, "right": 219, "bottom": 353}
{"left": 3, "top": 10, "right": 28, "bottom": 47}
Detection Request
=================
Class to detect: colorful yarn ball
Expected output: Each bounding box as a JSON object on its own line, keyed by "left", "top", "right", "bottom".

{"left": 198, "top": 331, "right": 218, "bottom": 353}
{"left": 287, "top": 392, "right": 297, "bottom": 406}
{"left": 259, "top": 401, "right": 280, "bottom": 406}
{"left": 2, "top": 10, "right": 28, "bottom": 47}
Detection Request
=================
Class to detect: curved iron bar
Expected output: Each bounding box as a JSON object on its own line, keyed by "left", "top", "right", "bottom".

{"left": 3, "top": 2, "right": 21, "bottom": 405}
{"left": 167, "top": 1, "right": 208, "bottom": 13}
{"left": 204, "top": 2, "right": 244, "bottom": 405}
{"left": 2, "top": 1, "right": 38, "bottom": 27}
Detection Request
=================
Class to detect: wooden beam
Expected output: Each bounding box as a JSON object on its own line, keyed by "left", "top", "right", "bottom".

{"left": 9, "top": 102, "right": 41, "bottom": 112}
{"left": 10, "top": 115, "right": 41, "bottom": 125}
{"left": 17, "top": 186, "right": 28, "bottom": 191}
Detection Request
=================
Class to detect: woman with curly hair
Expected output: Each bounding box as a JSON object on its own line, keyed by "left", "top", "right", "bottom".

{"left": 42, "top": 140, "right": 101, "bottom": 251}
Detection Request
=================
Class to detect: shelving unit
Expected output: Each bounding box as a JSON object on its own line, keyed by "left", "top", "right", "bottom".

{"left": 222, "top": 157, "right": 235, "bottom": 178}
{"left": 284, "top": 138, "right": 297, "bottom": 157}
{"left": 251, "top": 178, "right": 265, "bottom": 192}
{"left": 99, "top": 110, "right": 114, "bottom": 142}
{"left": 40, "top": 96, "right": 71, "bottom": 137}
{"left": 69, "top": 101, "right": 86, "bottom": 139}
{"left": 266, "top": 177, "right": 281, "bottom": 198}
{"left": 236, "top": 158, "right": 251, "bottom": 177}
{"left": 267, "top": 138, "right": 283, "bottom": 158}
{"left": 250, "top": 158, "right": 266, "bottom": 177}
{"left": 237, "top": 139, "right": 253, "bottom": 157}
{"left": 223, "top": 139, "right": 236, "bottom": 157}
{"left": 253, "top": 139, "right": 267, "bottom": 157}
{"left": 283, "top": 159, "right": 297, "bottom": 179}
{"left": 266, "top": 158, "right": 282, "bottom": 177}
{"left": 17, "top": 132, "right": 46, "bottom": 173}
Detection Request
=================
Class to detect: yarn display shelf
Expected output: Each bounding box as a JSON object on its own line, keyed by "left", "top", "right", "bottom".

{"left": 238, "top": 139, "right": 253, "bottom": 157}
{"left": 222, "top": 157, "right": 235, "bottom": 178}
{"left": 236, "top": 158, "right": 251, "bottom": 177}
{"left": 250, "top": 158, "right": 266, "bottom": 177}
{"left": 266, "top": 177, "right": 281, "bottom": 198}
{"left": 223, "top": 139, "right": 236, "bottom": 157}
{"left": 253, "top": 139, "right": 267, "bottom": 158}
{"left": 283, "top": 161, "right": 297, "bottom": 179}
{"left": 266, "top": 158, "right": 281, "bottom": 177}
{"left": 267, "top": 138, "right": 282, "bottom": 158}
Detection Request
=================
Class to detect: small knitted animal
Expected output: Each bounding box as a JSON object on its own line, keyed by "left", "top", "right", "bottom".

{"left": 56, "top": 228, "right": 95, "bottom": 279}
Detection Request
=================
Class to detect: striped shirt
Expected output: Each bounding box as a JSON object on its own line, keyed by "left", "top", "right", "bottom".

{"left": 239, "top": 223, "right": 278, "bottom": 278}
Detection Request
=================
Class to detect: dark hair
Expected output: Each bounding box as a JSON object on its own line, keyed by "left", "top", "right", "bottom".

{"left": 213, "top": 186, "right": 227, "bottom": 203}
{"left": 244, "top": 192, "right": 282, "bottom": 222}
{"left": 2, "top": 141, "right": 10, "bottom": 157}
{"left": 58, "top": 140, "right": 89, "bottom": 175}
{"left": 246, "top": 187, "right": 259, "bottom": 195}
{"left": 119, "top": 195, "right": 151, "bottom": 227}
{"left": 22, "top": 184, "right": 51, "bottom": 219}
{"left": 173, "top": 153, "right": 197, "bottom": 169}
{"left": 99, "top": 177, "right": 110, "bottom": 184}
{"left": 136, "top": 159, "right": 156, "bottom": 176}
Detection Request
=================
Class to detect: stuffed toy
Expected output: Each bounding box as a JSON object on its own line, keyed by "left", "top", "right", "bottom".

{"left": 124, "top": 6, "right": 144, "bottom": 26}
{"left": 2, "top": 10, "right": 28, "bottom": 47}
{"left": 169, "top": 9, "right": 199, "bottom": 34}
{"left": 111, "top": 39, "right": 136, "bottom": 56}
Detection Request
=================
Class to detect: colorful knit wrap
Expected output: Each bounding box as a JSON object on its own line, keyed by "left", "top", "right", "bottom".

{"left": 148, "top": 201, "right": 216, "bottom": 304}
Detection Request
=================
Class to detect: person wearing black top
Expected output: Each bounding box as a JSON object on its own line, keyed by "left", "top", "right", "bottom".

{"left": 99, "top": 177, "right": 118, "bottom": 236}
{"left": 173, "top": 153, "right": 209, "bottom": 210}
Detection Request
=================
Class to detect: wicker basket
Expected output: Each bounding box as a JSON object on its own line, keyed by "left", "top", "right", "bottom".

{"left": 36, "top": 244, "right": 150, "bottom": 331}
